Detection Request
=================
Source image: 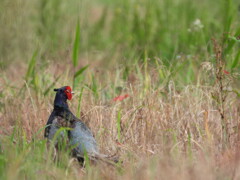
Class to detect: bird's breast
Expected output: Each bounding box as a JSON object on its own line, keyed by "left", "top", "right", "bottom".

{"left": 56, "top": 116, "right": 72, "bottom": 128}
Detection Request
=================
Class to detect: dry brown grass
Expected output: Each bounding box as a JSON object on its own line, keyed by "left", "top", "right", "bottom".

{"left": 0, "top": 61, "right": 240, "bottom": 180}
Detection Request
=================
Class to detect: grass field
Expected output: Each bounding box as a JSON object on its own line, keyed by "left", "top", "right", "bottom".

{"left": 0, "top": 0, "right": 240, "bottom": 179}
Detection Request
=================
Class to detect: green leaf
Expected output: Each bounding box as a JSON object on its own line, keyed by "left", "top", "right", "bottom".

{"left": 117, "top": 110, "right": 122, "bottom": 142}
{"left": 233, "top": 89, "right": 240, "bottom": 97}
{"left": 43, "top": 75, "right": 61, "bottom": 96}
{"left": 231, "top": 51, "right": 240, "bottom": 69}
{"left": 74, "top": 65, "right": 89, "bottom": 78}
{"left": 228, "top": 36, "right": 240, "bottom": 42}
{"left": 77, "top": 87, "right": 84, "bottom": 118}
{"left": 72, "top": 19, "right": 80, "bottom": 67}
{"left": 25, "top": 50, "right": 38, "bottom": 82}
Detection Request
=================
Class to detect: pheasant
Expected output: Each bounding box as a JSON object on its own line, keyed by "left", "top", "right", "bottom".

{"left": 44, "top": 86, "right": 118, "bottom": 164}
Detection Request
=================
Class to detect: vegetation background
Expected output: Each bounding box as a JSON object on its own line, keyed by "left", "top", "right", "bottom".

{"left": 0, "top": 0, "right": 239, "bottom": 179}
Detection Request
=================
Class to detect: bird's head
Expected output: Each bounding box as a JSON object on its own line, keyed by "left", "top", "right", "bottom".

{"left": 53, "top": 86, "right": 74, "bottom": 109}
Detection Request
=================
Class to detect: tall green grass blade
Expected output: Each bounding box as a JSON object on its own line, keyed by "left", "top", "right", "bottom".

{"left": 91, "top": 74, "right": 99, "bottom": 99}
{"left": 72, "top": 19, "right": 80, "bottom": 68}
{"left": 74, "top": 65, "right": 89, "bottom": 78}
{"left": 83, "top": 149, "right": 90, "bottom": 169}
{"left": 46, "top": 127, "right": 72, "bottom": 164}
{"left": 10, "top": 126, "right": 17, "bottom": 143}
{"left": 43, "top": 75, "right": 61, "bottom": 96}
{"left": 233, "top": 89, "right": 240, "bottom": 97}
{"left": 117, "top": 110, "right": 122, "bottom": 142}
{"left": 223, "top": 0, "right": 233, "bottom": 34}
{"left": 187, "top": 130, "right": 192, "bottom": 159}
{"left": 25, "top": 50, "right": 38, "bottom": 82}
{"left": 52, "top": 127, "right": 72, "bottom": 144}
{"left": 231, "top": 50, "right": 240, "bottom": 69}
{"left": 33, "top": 74, "right": 40, "bottom": 92}
{"left": 143, "top": 50, "right": 150, "bottom": 94}
{"left": 32, "top": 124, "right": 51, "bottom": 141}
{"left": 77, "top": 87, "right": 84, "bottom": 118}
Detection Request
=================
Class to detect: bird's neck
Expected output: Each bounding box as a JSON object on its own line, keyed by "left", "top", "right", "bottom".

{"left": 53, "top": 93, "right": 75, "bottom": 121}
{"left": 53, "top": 93, "right": 69, "bottom": 110}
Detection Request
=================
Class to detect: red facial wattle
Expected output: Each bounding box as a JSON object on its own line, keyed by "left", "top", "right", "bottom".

{"left": 64, "top": 86, "right": 72, "bottom": 100}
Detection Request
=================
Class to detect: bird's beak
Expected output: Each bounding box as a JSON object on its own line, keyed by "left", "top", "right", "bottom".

{"left": 71, "top": 91, "right": 75, "bottom": 94}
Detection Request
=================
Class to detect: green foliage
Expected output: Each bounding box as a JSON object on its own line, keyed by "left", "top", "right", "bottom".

{"left": 231, "top": 51, "right": 240, "bottom": 70}
{"left": 23, "top": 50, "right": 61, "bottom": 95}
{"left": 73, "top": 65, "right": 89, "bottom": 89}
{"left": 0, "top": 126, "right": 75, "bottom": 180}
{"left": 74, "top": 65, "right": 89, "bottom": 79}
{"left": 77, "top": 87, "right": 84, "bottom": 118}
{"left": 1, "top": 0, "right": 240, "bottom": 68}
{"left": 72, "top": 20, "right": 81, "bottom": 68}
{"left": 37, "top": 0, "right": 66, "bottom": 52}
{"left": 43, "top": 75, "right": 61, "bottom": 96}
{"left": 25, "top": 50, "right": 38, "bottom": 83}
{"left": 85, "top": 74, "right": 99, "bottom": 100}
{"left": 117, "top": 110, "right": 122, "bottom": 143}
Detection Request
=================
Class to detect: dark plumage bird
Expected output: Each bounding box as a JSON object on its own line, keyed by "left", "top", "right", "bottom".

{"left": 44, "top": 86, "right": 99, "bottom": 159}
{"left": 44, "top": 86, "right": 118, "bottom": 164}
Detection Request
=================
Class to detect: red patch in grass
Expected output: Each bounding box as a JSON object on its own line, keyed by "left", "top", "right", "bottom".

{"left": 223, "top": 70, "right": 230, "bottom": 75}
{"left": 116, "top": 141, "right": 123, "bottom": 146}
{"left": 113, "top": 94, "right": 129, "bottom": 101}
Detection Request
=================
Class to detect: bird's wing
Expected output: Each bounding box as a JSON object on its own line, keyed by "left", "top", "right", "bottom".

{"left": 69, "top": 120, "right": 99, "bottom": 157}
{"left": 45, "top": 109, "right": 99, "bottom": 157}
{"left": 44, "top": 111, "right": 56, "bottom": 138}
{"left": 44, "top": 113, "right": 68, "bottom": 144}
